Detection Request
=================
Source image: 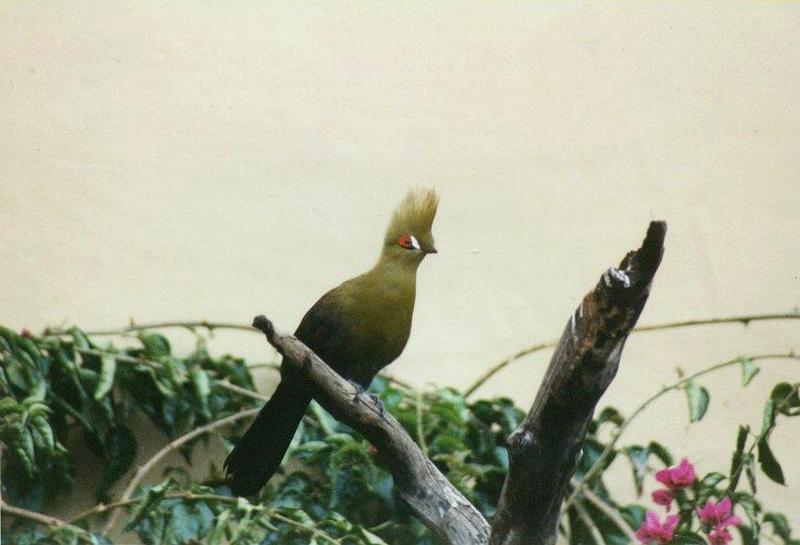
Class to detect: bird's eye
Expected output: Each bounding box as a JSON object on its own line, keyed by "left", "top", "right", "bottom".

{"left": 398, "top": 234, "right": 419, "bottom": 250}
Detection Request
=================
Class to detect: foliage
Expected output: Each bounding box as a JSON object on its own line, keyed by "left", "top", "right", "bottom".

{"left": 0, "top": 323, "right": 798, "bottom": 545}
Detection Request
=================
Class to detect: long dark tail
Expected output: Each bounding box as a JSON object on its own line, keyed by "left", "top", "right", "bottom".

{"left": 224, "top": 379, "right": 310, "bottom": 496}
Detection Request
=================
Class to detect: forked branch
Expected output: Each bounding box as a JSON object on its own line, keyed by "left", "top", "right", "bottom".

{"left": 489, "top": 221, "right": 666, "bottom": 545}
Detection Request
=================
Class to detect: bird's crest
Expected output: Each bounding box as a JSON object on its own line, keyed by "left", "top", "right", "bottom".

{"left": 385, "top": 188, "right": 439, "bottom": 241}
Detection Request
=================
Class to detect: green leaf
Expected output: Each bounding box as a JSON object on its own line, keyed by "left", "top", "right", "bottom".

{"left": 761, "top": 399, "right": 778, "bottom": 440}
{"left": 89, "top": 533, "right": 114, "bottom": 545}
{"left": 625, "top": 445, "right": 650, "bottom": 496}
{"left": 771, "top": 382, "right": 800, "bottom": 416}
{"left": 104, "top": 425, "right": 137, "bottom": 487}
{"left": 745, "top": 454, "right": 757, "bottom": 494}
{"left": 138, "top": 331, "right": 171, "bottom": 358}
{"left": 358, "top": 527, "right": 390, "bottom": 545}
{"left": 69, "top": 327, "right": 92, "bottom": 350}
{"left": 167, "top": 500, "right": 214, "bottom": 543}
{"left": 740, "top": 357, "right": 760, "bottom": 386}
{"left": 24, "top": 399, "right": 52, "bottom": 418}
{"left": 0, "top": 397, "right": 23, "bottom": 416}
{"left": 576, "top": 437, "right": 616, "bottom": 479}
{"left": 30, "top": 414, "right": 55, "bottom": 451}
{"left": 734, "top": 492, "right": 761, "bottom": 540}
{"left": 737, "top": 526, "right": 759, "bottom": 545}
{"left": 757, "top": 438, "right": 785, "bottom": 485}
{"left": 685, "top": 380, "right": 710, "bottom": 423}
{"left": 3, "top": 421, "right": 36, "bottom": 476}
{"left": 94, "top": 354, "right": 116, "bottom": 400}
{"left": 53, "top": 525, "right": 80, "bottom": 545}
{"left": 647, "top": 441, "right": 674, "bottom": 466}
{"left": 700, "top": 471, "right": 726, "bottom": 489}
{"left": 595, "top": 406, "right": 624, "bottom": 428}
{"left": 189, "top": 367, "right": 211, "bottom": 417}
{"left": 672, "top": 532, "right": 708, "bottom": 545}
{"left": 729, "top": 425, "right": 749, "bottom": 493}
{"left": 763, "top": 512, "right": 793, "bottom": 542}
{"left": 125, "top": 480, "right": 172, "bottom": 531}
{"left": 208, "top": 509, "right": 232, "bottom": 545}
{"left": 771, "top": 382, "right": 794, "bottom": 403}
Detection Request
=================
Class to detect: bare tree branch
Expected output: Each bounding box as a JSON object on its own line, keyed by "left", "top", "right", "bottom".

{"left": 489, "top": 221, "right": 666, "bottom": 545}
{"left": 251, "top": 315, "right": 491, "bottom": 545}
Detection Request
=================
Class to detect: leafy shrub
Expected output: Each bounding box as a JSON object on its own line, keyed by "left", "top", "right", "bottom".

{"left": 0, "top": 322, "right": 797, "bottom": 545}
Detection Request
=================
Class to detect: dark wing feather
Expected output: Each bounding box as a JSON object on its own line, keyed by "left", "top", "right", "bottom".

{"left": 293, "top": 288, "right": 359, "bottom": 378}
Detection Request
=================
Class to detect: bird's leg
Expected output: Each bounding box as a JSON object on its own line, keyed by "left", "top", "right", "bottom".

{"left": 347, "top": 379, "right": 367, "bottom": 403}
{"left": 347, "top": 379, "right": 386, "bottom": 418}
{"left": 369, "top": 393, "right": 385, "bottom": 418}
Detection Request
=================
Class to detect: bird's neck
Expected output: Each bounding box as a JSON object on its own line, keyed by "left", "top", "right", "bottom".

{"left": 372, "top": 252, "right": 421, "bottom": 279}
{"left": 360, "top": 255, "right": 418, "bottom": 303}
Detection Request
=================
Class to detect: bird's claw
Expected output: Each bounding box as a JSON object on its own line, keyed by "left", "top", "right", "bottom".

{"left": 347, "top": 380, "right": 386, "bottom": 418}
{"left": 348, "top": 379, "right": 366, "bottom": 404}
{"left": 369, "top": 393, "right": 386, "bottom": 418}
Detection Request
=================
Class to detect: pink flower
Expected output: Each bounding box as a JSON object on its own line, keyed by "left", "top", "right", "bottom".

{"left": 708, "top": 527, "right": 734, "bottom": 545}
{"left": 651, "top": 489, "right": 674, "bottom": 510}
{"left": 655, "top": 458, "right": 696, "bottom": 489}
{"left": 697, "top": 497, "right": 742, "bottom": 530}
{"left": 636, "top": 511, "right": 679, "bottom": 544}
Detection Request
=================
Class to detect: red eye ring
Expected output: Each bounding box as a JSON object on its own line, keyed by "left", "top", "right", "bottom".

{"left": 398, "top": 234, "right": 415, "bottom": 249}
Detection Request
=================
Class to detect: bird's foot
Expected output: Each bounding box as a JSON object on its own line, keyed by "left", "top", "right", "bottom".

{"left": 369, "top": 393, "right": 386, "bottom": 418}
{"left": 347, "top": 380, "right": 386, "bottom": 417}
{"left": 348, "top": 379, "right": 367, "bottom": 404}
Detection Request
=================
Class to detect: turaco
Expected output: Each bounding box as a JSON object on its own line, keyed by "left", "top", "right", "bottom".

{"left": 224, "top": 188, "right": 439, "bottom": 496}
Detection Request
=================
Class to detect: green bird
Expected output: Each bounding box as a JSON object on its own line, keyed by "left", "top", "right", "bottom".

{"left": 225, "top": 188, "right": 439, "bottom": 496}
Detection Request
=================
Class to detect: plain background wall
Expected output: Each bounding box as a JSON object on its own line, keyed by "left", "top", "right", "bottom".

{"left": 2, "top": 0, "right": 799, "bottom": 534}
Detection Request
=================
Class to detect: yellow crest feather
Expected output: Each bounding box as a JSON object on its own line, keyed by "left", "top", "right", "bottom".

{"left": 385, "top": 188, "right": 439, "bottom": 241}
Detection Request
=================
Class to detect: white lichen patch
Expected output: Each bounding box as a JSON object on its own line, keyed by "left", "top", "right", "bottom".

{"left": 603, "top": 268, "right": 631, "bottom": 288}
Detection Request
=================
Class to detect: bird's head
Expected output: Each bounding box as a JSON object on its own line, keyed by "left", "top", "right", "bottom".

{"left": 380, "top": 187, "right": 438, "bottom": 267}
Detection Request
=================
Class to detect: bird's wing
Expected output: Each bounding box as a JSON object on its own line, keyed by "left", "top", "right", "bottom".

{"left": 293, "top": 286, "right": 359, "bottom": 376}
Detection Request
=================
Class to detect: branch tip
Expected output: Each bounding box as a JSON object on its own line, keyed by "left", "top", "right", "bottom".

{"left": 252, "top": 314, "right": 275, "bottom": 338}
{"left": 636, "top": 220, "right": 667, "bottom": 279}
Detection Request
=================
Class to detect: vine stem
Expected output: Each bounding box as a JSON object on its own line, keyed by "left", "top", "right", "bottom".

{"left": 0, "top": 500, "right": 96, "bottom": 544}
{"left": 102, "top": 408, "right": 261, "bottom": 534}
{"left": 1, "top": 500, "right": 72, "bottom": 528}
{"left": 217, "top": 379, "right": 269, "bottom": 402}
{"left": 45, "top": 321, "right": 256, "bottom": 337}
{"left": 578, "top": 486, "right": 638, "bottom": 542}
{"left": 574, "top": 500, "right": 606, "bottom": 545}
{"left": 562, "top": 352, "right": 800, "bottom": 512}
{"left": 464, "top": 312, "right": 800, "bottom": 397}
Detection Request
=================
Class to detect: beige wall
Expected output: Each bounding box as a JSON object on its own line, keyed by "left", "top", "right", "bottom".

{"left": 2, "top": 0, "right": 798, "bottom": 531}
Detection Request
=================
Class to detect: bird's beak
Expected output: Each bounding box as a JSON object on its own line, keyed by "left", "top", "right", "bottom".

{"left": 424, "top": 246, "right": 437, "bottom": 254}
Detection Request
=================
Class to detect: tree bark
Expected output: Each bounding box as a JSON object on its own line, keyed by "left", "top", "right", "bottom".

{"left": 252, "top": 221, "right": 666, "bottom": 545}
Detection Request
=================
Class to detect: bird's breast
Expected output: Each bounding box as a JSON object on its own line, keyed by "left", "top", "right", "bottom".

{"left": 344, "top": 281, "right": 415, "bottom": 380}
{"left": 294, "top": 269, "right": 417, "bottom": 387}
